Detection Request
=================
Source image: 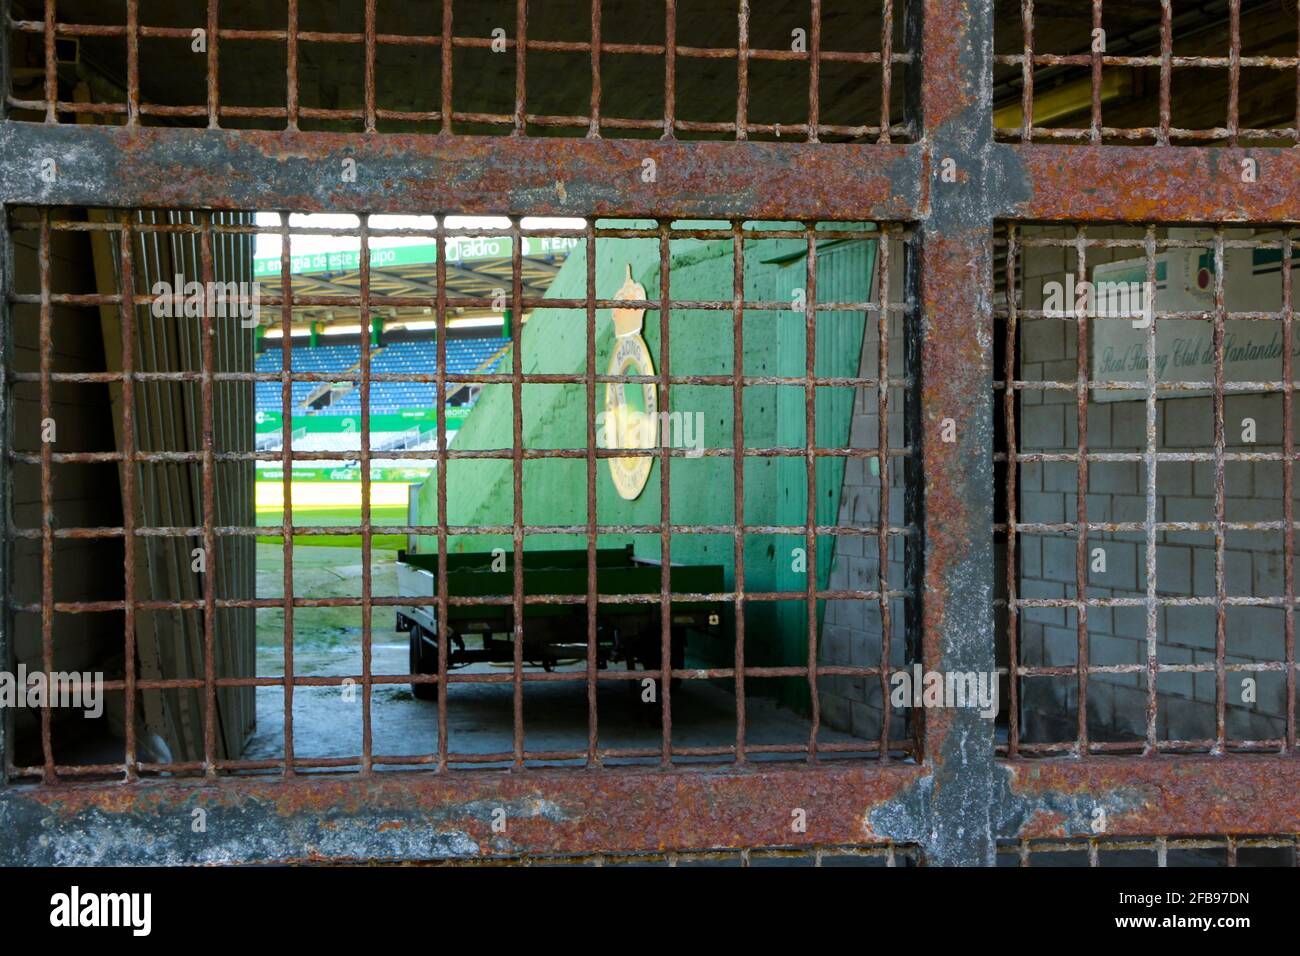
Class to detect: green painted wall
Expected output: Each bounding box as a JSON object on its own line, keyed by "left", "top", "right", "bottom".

{"left": 415, "top": 222, "right": 876, "bottom": 711}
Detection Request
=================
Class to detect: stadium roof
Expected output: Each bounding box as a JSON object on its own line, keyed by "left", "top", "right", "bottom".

{"left": 252, "top": 234, "right": 579, "bottom": 334}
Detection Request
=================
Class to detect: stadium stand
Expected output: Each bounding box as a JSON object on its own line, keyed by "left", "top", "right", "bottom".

{"left": 256, "top": 336, "right": 509, "bottom": 417}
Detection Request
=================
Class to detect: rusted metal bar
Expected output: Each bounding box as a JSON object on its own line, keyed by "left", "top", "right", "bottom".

{"left": 0, "top": 123, "right": 921, "bottom": 220}
{"left": 0, "top": 762, "right": 923, "bottom": 864}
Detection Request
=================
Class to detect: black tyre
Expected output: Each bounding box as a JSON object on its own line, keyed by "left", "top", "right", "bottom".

{"left": 409, "top": 626, "right": 440, "bottom": 701}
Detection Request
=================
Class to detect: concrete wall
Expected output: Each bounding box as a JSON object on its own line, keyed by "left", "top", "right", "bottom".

{"left": 1012, "top": 226, "right": 1291, "bottom": 745}
{"left": 816, "top": 243, "right": 910, "bottom": 743}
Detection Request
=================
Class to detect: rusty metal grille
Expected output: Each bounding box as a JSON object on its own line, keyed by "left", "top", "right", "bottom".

{"left": 5, "top": 0, "right": 913, "bottom": 143}
{"left": 0, "top": 0, "right": 1298, "bottom": 867}
{"left": 2, "top": 209, "right": 917, "bottom": 782}
{"left": 996, "top": 223, "right": 1299, "bottom": 757}
{"left": 994, "top": 0, "right": 1300, "bottom": 145}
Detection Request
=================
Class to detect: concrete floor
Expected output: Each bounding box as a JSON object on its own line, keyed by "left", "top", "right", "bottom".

{"left": 246, "top": 545, "right": 868, "bottom": 766}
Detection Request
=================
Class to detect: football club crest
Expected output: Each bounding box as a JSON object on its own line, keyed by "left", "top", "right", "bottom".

{"left": 602, "top": 264, "right": 658, "bottom": 500}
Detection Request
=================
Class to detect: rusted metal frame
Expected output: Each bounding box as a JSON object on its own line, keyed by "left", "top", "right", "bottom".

{"left": 1285, "top": 230, "right": 1296, "bottom": 753}
{"left": 1073, "top": 228, "right": 1090, "bottom": 753}
{"left": 657, "top": 222, "right": 673, "bottom": 759}
{"left": 37, "top": 211, "right": 52, "bottom": 781}
{"left": 284, "top": 0, "right": 296, "bottom": 131}
{"left": 279, "top": 212, "right": 296, "bottom": 776}
{"left": 198, "top": 214, "right": 219, "bottom": 774}
{"left": 1006, "top": 145, "right": 1300, "bottom": 221}
{"left": 732, "top": 222, "right": 747, "bottom": 763}
{"left": 879, "top": 0, "right": 894, "bottom": 146}
{"left": 1089, "top": 0, "right": 1102, "bottom": 144}
{"left": 1212, "top": 227, "right": 1228, "bottom": 752}
{"left": 0, "top": 123, "right": 922, "bottom": 221}
{"left": 511, "top": 216, "right": 525, "bottom": 767}
{"left": 1006, "top": 754, "right": 1300, "bottom": 837}
{"left": 1228, "top": 0, "right": 1241, "bottom": 147}
{"left": 1004, "top": 224, "right": 1020, "bottom": 757}
{"left": 735, "top": 1, "right": 749, "bottom": 142}
{"left": 0, "top": 206, "right": 14, "bottom": 786}
{"left": 585, "top": 222, "right": 598, "bottom": 766}
{"left": 877, "top": 228, "right": 893, "bottom": 761}
{"left": 0, "top": 760, "right": 924, "bottom": 864}
{"left": 804, "top": 226, "right": 820, "bottom": 759}
{"left": 435, "top": 217, "right": 450, "bottom": 766}
{"left": 663, "top": 0, "right": 676, "bottom": 138}
{"left": 440, "top": 0, "right": 453, "bottom": 132}
{"left": 117, "top": 211, "right": 140, "bottom": 782}
{"left": 514, "top": 0, "right": 527, "bottom": 136}
{"left": 588, "top": 0, "right": 601, "bottom": 137}
{"left": 889, "top": 0, "right": 999, "bottom": 866}
{"left": 41, "top": 0, "right": 53, "bottom": 124}
{"left": 808, "top": 0, "right": 820, "bottom": 144}
{"left": 359, "top": 214, "right": 374, "bottom": 773}
{"left": 361, "top": 0, "right": 377, "bottom": 134}
{"left": 1019, "top": 0, "right": 1032, "bottom": 143}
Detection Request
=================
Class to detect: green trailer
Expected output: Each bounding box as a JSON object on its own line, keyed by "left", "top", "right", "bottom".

{"left": 396, "top": 545, "right": 726, "bottom": 701}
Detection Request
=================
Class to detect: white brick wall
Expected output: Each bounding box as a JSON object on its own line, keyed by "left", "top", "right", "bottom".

{"left": 1012, "top": 226, "right": 1290, "bottom": 744}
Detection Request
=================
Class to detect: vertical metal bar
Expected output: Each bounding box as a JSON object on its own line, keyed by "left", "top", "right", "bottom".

{"left": 657, "top": 221, "right": 673, "bottom": 759}
{"left": 286, "top": 0, "right": 299, "bottom": 130}
{"left": 37, "top": 212, "right": 53, "bottom": 783}
{"left": 279, "top": 212, "right": 295, "bottom": 775}
{"left": 663, "top": 0, "right": 677, "bottom": 138}
{"left": 118, "top": 211, "right": 139, "bottom": 781}
{"left": 585, "top": 222, "right": 598, "bottom": 765}
{"left": 1073, "top": 228, "right": 1089, "bottom": 752}
{"left": 1143, "top": 225, "right": 1159, "bottom": 752}
{"left": 1089, "top": 0, "right": 1102, "bottom": 143}
{"left": 805, "top": 226, "right": 819, "bottom": 759}
{"left": 1005, "top": 224, "right": 1021, "bottom": 757}
{"left": 435, "top": 217, "right": 450, "bottom": 766}
{"left": 198, "top": 214, "right": 218, "bottom": 773}
{"left": 1213, "top": 227, "right": 1227, "bottom": 751}
{"left": 808, "top": 0, "right": 821, "bottom": 143}
{"left": 43, "top": 0, "right": 56, "bottom": 123}
{"left": 736, "top": 1, "right": 750, "bottom": 140}
{"left": 1158, "top": 0, "right": 1172, "bottom": 145}
{"left": 511, "top": 216, "right": 524, "bottom": 766}
{"left": 879, "top": 0, "right": 893, "bottom": 144}
{"left": 1227, "top": 0, "right": 1241, "bottom": 146}
{"left": 364, "top": 0, "right": 377, "bottom": 133}
{"left": 877, "top": 226, "right": 893, "bottom": 760}
{"left": 588, "top": 0, "right": 601, "bottom": 136}
{"left": 207, "top": 0, "right": 220, "bottom": 128}
{"left": 514, "top": 0, "right": 527, "bottom": 135}
{"left": 126, "top": 0, "right": 139, "bottom": 125}
{"left": 441, "top": 0, "right": 454, "bottom": 133}
{"left": 0, "top": 209, "right": 14, "bottom": 785}
{"left": 1019, "top": 0, "right": 1033, "bottom": 142}
{"left": 914, "top": 0, "right": 997, "bottom": 866}
{"left": 359, "top": 214, "right": 373, "bottom": 773}
{"left": 732, "top": 222, "right": 747, "bottom": 762}
{"left": 1284, "top": 230, "right": 1296, "bottom": 754}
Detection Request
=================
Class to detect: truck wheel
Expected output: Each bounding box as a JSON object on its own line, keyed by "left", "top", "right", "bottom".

{"left": 409, "top": 626, "right": 440, "bottom": 702}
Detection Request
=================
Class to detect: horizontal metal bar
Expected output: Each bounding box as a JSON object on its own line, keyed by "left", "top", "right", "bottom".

{"left": 0, "top": 763, "right": 923, "bottom": 864}
{"left": 1005, "top": 756, "right": 1300, "bottom": 837}
{"left": 0, "top": 122, "right": 922, "bottom": 221}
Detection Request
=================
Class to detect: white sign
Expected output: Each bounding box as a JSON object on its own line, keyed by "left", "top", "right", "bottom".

{"left": 1087, "top": 241, "right": 1297, "bottom": 402}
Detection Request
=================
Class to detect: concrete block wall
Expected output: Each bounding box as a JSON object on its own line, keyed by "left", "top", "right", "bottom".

{"left": 818, "top": 240, "right": 910, "bottom": 741}
{"left": 1013, "top": 226, "right": 1290, "bottom": 745}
